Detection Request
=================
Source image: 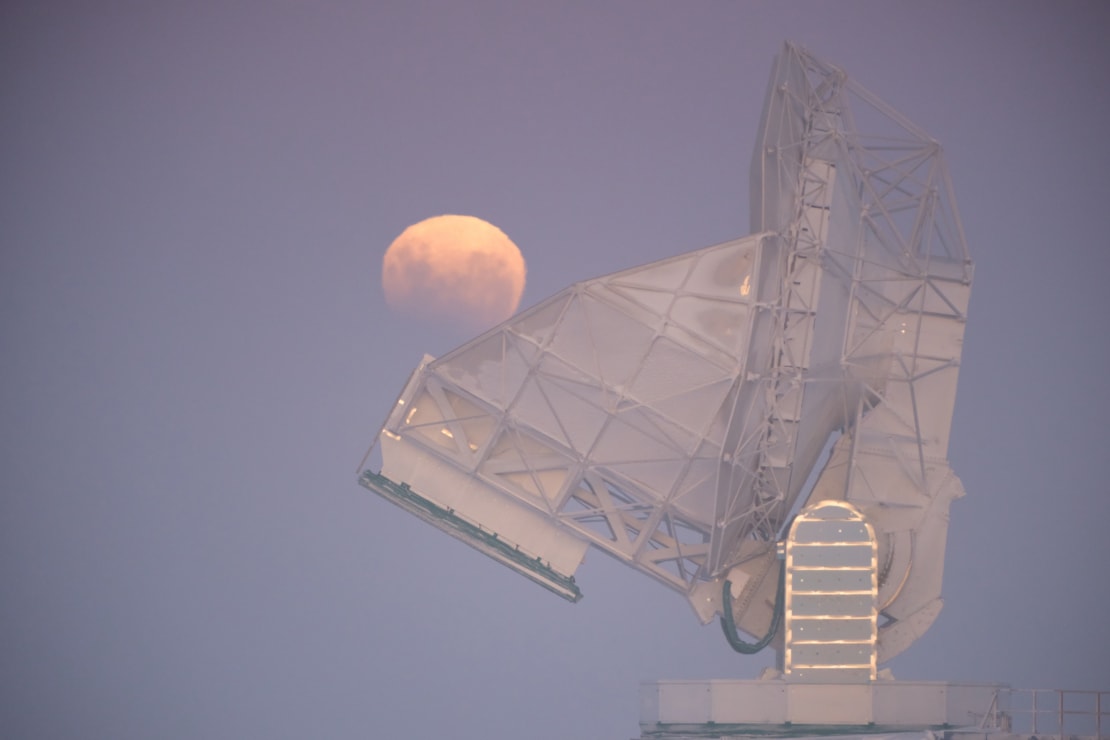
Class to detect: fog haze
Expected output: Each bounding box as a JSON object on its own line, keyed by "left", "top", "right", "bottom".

{"left": 2, "top": 2, "right": 1108, "bottom": 738}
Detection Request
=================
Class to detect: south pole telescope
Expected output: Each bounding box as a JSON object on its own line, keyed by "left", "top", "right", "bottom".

{"left": 357, "top": 41, "right": 1012, "bottom": 735}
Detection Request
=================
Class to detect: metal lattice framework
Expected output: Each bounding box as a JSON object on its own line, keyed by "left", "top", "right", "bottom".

{"left": 362, "top": 42, "right": 972, "bottom": 663}
{"left": 373, "top": 234, "right": 768, "bottom": 612}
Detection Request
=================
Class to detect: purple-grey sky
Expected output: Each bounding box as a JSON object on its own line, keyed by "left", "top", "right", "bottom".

{"left": 2, "top": 2, "right": 1108, "bottom": 738}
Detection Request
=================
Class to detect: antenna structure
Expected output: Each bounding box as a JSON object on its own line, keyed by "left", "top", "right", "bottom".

{"left": 355, "top": 42, "right": 1081, "bottom": 738}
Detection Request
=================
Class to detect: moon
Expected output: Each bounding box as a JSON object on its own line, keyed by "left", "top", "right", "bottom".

{"left": 382, "top": 214, "right": 526, "bottom": 331}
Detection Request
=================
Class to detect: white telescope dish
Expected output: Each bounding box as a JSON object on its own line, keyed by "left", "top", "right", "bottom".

{"left": 360, "top": 41, "right": 972, "bottom": 672}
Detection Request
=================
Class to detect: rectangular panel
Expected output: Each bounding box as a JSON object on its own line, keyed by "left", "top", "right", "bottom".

{"left": 790, "top": 592, "right": 873, "bottom": 617}
{"left": 652, "top": 682, "right": 711, "bottom": 724}
{"left": 791, "top": 616, "right": 873, "bottom": 642}
{"left": 790, "top": 642, "right": 872, "bottom": 667}
{"left": 791, "top": 569, "right": 872, "bottom": 592}
{"left": 792, "top": 520, "right": 871, "bottom": 542}
{"left": 786, "top": 683, "right": 873, "bottom": 724}
{"left": 710, "top": 681, "right": 787, "bottom": 724}
{"left": 791, "top": 545, "right": 873, "bottom": 568}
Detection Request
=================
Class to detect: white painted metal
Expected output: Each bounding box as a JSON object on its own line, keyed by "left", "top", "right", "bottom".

{"left": 641, "top": 679, "right": 1005, "bottom": 733}
{"left": 783, "top": 500, "right": 878, "bottom": 682}
{"left": 374, "top": 232, "right": 772, "bottom": 620}
{"left": 640, "top": 682, "right": 1110, "bottom": 738}
{"left": 362, "top": 41, "right": 973, "bottom": 665}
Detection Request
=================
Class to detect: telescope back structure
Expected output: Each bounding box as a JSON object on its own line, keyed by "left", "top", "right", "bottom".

{"left": 360, "top": 41, "right": 973, "bottom": 672}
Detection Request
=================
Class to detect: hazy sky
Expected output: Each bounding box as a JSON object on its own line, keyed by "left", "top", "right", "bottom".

{"left": 2, "top": 2, "right": 1108, "bottom": 738}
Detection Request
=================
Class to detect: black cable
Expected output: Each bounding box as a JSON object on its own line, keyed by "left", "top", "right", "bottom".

{"left": 719, "top": 560, "right": 785, "bottom": 654}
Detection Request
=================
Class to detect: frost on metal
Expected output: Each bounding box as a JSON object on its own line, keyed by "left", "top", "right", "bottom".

{"left": 362, "top": 42, "right": 971, "bottom": 665}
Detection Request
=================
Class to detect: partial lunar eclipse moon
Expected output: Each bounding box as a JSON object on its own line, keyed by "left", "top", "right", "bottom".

{"left": 382, "top": 214, "right": 526, "bottom": 331}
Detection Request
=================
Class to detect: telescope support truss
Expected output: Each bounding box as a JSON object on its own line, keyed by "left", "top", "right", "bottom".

{"left": 360, "top": 41, "right": 972, "bottom": 667}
